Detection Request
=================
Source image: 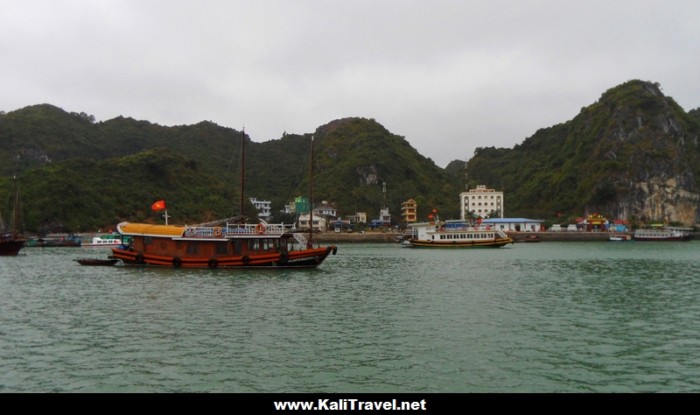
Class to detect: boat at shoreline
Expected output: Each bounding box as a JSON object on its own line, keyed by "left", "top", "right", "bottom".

{"left": 0, "top": 177, "right": 25, "bottom": 256}
{"left": 609, "top": 233, "right": 633, "bottom": 242}
{"left": 82, "top": 233, "right": 126, "bottom": 248}
{"left": 633, "top": 226, "right": 693, "bottom": 241}
{"left": 402, "top": 219, "right": 513, "bottom": 248}
{"left": 26, "top": 234, "right": 82, "bottom": 247}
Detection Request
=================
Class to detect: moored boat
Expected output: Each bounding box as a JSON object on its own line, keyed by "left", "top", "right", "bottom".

{"left": 403, "top": 219, "right": 513, "bottom": 248}
{"left": 0, "top": 235, "right": 25, "bottom": 256}
{"left": 633, "top": 226, "right": 693, "bottom": 241}
{"left": 0, "top": 177, "right": 25, "bottom": 256}
{"left": 26, "top": 234, "right": 82, "bottom": 247}
{"left": 82, "top": 233, "right": 126, "bottom": 248}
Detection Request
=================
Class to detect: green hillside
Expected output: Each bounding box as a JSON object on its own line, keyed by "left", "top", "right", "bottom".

{"left": 2, "top": 79, "right": 699, "bottom": 233}
{"left": 1, "top": 108, "right": 461, "bottom": 233}
{"left": 464, "top": 80, "right": 700, "bottom": 225}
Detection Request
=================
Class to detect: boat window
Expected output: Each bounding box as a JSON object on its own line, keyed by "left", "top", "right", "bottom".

{"left": 187, "top": 242, "right": 200, "bottom": 255}
{"left": 215, "top": 242, "right": 228, "bottom": 255}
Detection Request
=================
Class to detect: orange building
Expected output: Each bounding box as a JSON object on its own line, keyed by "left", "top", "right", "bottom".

{"left": 401, "top": 199, "right": 418, "bottom": 223}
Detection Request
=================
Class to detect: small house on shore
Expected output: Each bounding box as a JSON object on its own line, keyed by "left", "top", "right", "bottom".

{"left": 482, "top": 218, "right": 545, "bottom": 232}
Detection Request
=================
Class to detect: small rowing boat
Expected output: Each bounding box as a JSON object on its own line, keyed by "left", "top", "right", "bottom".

{"left": 74, "top": 258, "right": 119, "bottom": 266}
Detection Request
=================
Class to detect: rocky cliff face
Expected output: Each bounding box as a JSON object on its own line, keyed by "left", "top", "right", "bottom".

{"left": 593, "top": 81, "right": 700, "bottom": 225}
{"left": 465, "top": 80, "right": 700, "bottom": 226}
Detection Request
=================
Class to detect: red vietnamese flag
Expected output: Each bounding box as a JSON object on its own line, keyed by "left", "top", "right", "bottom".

{"left": 151, "top": 200, "right": 166, "bottom": 211}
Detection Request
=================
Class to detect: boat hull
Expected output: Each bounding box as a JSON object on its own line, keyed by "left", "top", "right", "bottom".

{"left": 634, "top": 236, "right": 691, "bottom": 242}
{"left": 111, "top": 245, "right": 337, "bottom": 269}
{"left": 634, "top": 227, "right": 693, "bottom": 242}
{"left": 406, "top": 238, "right": 513, "bottom": 248}
{"left": 74, "top": 258, "right": 119, "bottom": 266}
{"left": 0, "top": 239, "right": 25, "bottom": 256}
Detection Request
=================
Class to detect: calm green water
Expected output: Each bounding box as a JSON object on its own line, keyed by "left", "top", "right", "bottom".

{"left": 1, "top": 241, "right": 699, "bottom": 393}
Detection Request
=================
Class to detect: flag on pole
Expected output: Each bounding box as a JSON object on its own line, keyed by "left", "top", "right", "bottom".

{"left": 151, "top": 200, "right": 166, "bottom": 211}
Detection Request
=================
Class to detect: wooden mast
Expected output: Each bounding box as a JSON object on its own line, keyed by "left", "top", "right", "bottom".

{"left": 308, "top": 135, "right": 314, "bottom": 248}
{"left": 240, "top": 128, "right": 245, "bottom": 222}
{"left": 12, "top": 175, "right": 20, "bottom": 237}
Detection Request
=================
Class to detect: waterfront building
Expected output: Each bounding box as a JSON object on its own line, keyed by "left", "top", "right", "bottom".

{"left": 460, "top": 185, "right": 504, "bottom": 220}
{"left": 298, "top": 214, "right": 328, "bottom": 231}
{"left": 401, "top": 199, "right": 417, "bottom": 223}
{"left": 482, "top": 218, "right": 545, "bottom": 232}
{"left": 249, "top": 197, "right": 272, "bottom": 219}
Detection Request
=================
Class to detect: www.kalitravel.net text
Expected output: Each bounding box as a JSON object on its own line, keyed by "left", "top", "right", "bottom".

{"left": 273, "top": 398, "right": 428, "bottom": 411}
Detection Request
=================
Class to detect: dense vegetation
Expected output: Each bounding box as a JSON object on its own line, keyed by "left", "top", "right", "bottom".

{"left": 463, "top": 80, "right": 700, "bottom": 225}
{"left": 2, "top": 79, "right": 698, "bottom": 234}
{"left": 0, "top": 107, "right": 462, "bottom": 233}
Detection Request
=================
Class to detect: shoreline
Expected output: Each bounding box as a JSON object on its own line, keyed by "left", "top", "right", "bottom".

{"left": 314, "top": 230, "right": 698, "bottom": 243}
{"left": 34, "top": 230, "right": 697, "bottom": 245}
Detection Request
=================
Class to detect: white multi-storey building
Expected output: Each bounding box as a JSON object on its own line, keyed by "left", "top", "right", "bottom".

{"left": 249, "top": 197, "right": 272, "bottom": 219}
{"left": 460, "top": 185, "right": 503, "bottom": 220}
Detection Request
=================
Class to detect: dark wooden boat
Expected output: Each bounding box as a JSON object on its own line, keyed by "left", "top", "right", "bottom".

{"left": 0, "top": 177, "right": 25, "bottom": 256}
{"left": 74, "top": 258, "right": 119, "bottom": 266}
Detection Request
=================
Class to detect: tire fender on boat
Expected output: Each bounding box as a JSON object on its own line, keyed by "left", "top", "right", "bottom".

{"left": 208, "top": 258, "right": 218, "bottom": 268}
{"left": 279, "top": 252, "right": 288, "bottom": 264}
{"left": 242, "top": 255, "right": 250, "bottom": 265}
{"left": 135, "top": 254, "right": 145, "bottom": 264}
{"left": 173, "top": 257, "right": 182, "bottom": 268}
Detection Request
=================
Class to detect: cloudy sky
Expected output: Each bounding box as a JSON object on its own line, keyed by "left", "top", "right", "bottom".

{"left": 2, "top": 1, "right": 699, "bottom": 167}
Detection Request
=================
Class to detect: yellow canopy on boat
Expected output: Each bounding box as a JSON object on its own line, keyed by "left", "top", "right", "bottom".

{"left": 116, "top": 222, "right": 186, "bottom": 237}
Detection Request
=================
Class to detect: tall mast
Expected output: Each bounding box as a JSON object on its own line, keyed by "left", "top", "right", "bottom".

{"left": 240, "top": 128, "right": 245, "bottom": 222}
{"left": 13, "top": 175, "right": 20, "bottom": 236}
{"left": 308, "top": 135, "right": 314, "bottom": 248}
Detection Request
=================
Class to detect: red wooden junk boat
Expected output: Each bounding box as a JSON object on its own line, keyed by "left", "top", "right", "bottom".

{"left": 110, "top": 221, "right": 336, "bottom": 268}
{"left": 110, "top": 134, "right": 337, "bottom": 269}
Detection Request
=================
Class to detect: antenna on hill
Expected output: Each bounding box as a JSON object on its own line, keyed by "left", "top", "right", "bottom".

{"left": 383, "top": 181, "right": 387, "bottom": 209}
{"left": 464, "top": 158, "right": 469, "bottom": 190}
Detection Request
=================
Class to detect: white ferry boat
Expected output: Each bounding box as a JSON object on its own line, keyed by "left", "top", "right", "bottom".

{"left": 403, "top": 219, "right": 513, "bottom": 248}
{"left": 82, "top": 234, "right": 125, "bottom": 248}
{"left": 633, "top": 226, "right": 693, "bottom": 241}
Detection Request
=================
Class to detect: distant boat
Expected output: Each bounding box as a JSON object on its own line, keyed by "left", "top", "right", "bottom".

{"left": 82, "top": 233, "right": 126, "bottom": 248}
{"left": 609, "top": 233, "right": 632, "bottom": 242}
{"left": 0, "top": 177, "right": 26, "bottom": 256}
{"left": 402, "top": 219, "right": 513, "bottom": 248}
{"left": 26, "top": 234, "right": 82, "bottom": 247}
{"left": 634, "top": 226, "right": 693, "bottom": 242}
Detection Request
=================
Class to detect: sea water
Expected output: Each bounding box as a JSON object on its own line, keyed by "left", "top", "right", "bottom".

{"left": 1, "top": 241, "right": 699, "bottom": 392}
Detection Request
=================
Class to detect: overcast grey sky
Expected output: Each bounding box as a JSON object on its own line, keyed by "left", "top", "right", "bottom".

{"left": 2, "top": 0, "right": 699, "bottom": 167}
